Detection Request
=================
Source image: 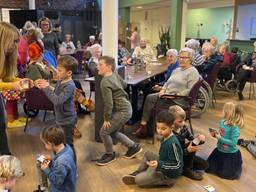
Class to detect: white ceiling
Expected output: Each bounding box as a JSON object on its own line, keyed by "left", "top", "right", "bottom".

{"left": 130, "top": 0, "right": 234, "bottom": 11}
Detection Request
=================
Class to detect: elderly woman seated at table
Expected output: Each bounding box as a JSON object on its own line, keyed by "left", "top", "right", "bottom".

{"left": 87, "top": 43, "right": 102, "bottom": 76}
{"left": 132, "top": 38, "right": 156, "bottom": 65}
{"left": 197, "top": 42, "right": 222, "bottom": 78}
{"left": 118, "top": 40, "right": 132, "bottom": 65}
{"left": 60, "top": 33, "right": 76, "bottom": 54}
{"left": 185, "top": 39, "right": 204, "bottom": 67}
{"left": 133, "top": 48, "right": 200, "bottom": 137}
{"left": 152, "top": 49, "right": 180, "bottom": 92}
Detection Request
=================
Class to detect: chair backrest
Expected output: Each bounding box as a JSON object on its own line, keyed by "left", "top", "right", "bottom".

{"left": 188, "top": 77, "right": 204, "bottom": 106}
{"left": 204, "top": 62, "right": 221, "bottom": 89}
{"left": 25, "top": 87, "right": 54, "bottom": 111}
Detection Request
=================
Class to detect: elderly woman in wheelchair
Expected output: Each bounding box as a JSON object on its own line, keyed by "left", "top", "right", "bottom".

{"left": 132, "top": 48, "right": 200, "bottom": 138}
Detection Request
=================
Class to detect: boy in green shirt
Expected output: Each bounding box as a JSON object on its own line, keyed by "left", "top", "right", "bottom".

{"left": 122, "top": 110, "right": 183, "bottom": 187}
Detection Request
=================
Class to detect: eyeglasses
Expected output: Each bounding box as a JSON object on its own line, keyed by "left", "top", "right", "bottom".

{"left": 178, "top": 56, "right": 190, "bottom": 60}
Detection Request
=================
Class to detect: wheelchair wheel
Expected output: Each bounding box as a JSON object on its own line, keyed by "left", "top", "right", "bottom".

{"left": 202, "top": 80, "right": 212, "bottom": 99}
{"left": 191, "top": 87, "right": 210, "bottom": 118}
{"left": 23, "top": 102, "right": 39, "bottom": 118}
{"left": 225, "top": 80, "right": 237, "bottom": 93}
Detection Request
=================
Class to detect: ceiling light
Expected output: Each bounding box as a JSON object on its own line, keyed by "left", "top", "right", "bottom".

{"left": 136, "top": 6, "right": 143, "bottom": 9}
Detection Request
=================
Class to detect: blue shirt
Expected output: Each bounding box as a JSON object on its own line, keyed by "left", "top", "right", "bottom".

{"left": 159, "top": 61, "right": 179, "bottom": 86}
{"left": 217, "top": 119, "right": 240, "bottom": 153}
{"left": 43, "top": 145, "right": 77, "bottom": 192}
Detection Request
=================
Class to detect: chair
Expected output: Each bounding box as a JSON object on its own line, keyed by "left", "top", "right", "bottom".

{"left": 247, "top": 69, "right": 256, "bottom": 99}
{"left": 204, "top": 62, "right": 221, "bottom": 108}
{"left": 23, "top": 87, "right": 54, "bottom": 132}
{"left": 73, "top": 50, "right": 84, "bottom": 74}
{"left": 151, "top": 78, "right": 204, "bottom": 143}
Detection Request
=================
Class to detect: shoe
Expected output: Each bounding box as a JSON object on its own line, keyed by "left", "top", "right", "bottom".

{"left": 183, "top": 169, "right": 203, "bottom": 180}
{"left": 238, "top": 138, "right": 251, "bottom": 147}
{"left": 132, "top": 124, "right": 148, "bottom": 138}
{"left": 73, "top": 127, "right": 82, "bottom": 139}
{"left": 238, "top": 92, "right": 244, "bottom": 101}
{"left": 124, "top": 144, "right": 143, "bottom": 159}
{"left": 122, "top": 171, "right": 140, "bottom": 185}
{"left": 96, "top": 153, "right": 116, "bottom": 166}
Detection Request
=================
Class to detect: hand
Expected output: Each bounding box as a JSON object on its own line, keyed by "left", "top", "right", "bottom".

{"left": 77, "top": 95, "right": 85, "bottom": 103}
{"left": 102, "top": 121, "right": 111, "bottom": 130}
{"left": 187, "top": 142, "right": 199, "bottom": 153}
{"left": 40, "top": 161, "right": 49, "bottom": 170}
{"left": 146, "top": 160, "right": 158, "bottom": 168}
{"left": 158, "top": 90, "right": 165, "bottom": 97}
{"left": 11, "top": 80, "right": 22, "bottom": 90}
{"left": 197, "top": 134, "right": 206, "bottom": 143}
{"left": 152, "top": 85, "right": 162, "bottom": 92}
{"left": 35, "top": 79, "right": 49, "bottom": 89}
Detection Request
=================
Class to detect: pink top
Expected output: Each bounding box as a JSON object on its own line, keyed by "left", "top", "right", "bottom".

{"left": 18, "top": 35, "right": 29, "bottom": 65}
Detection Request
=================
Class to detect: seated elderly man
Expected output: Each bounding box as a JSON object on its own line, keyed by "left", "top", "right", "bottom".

{"left": 197, "top": 42, "right": 222, "bottom": 78}
{"left": 185, "top": 39, "right": 204, "bottom": 67}
{"left": 133, "top": 48, "right": 200, "bottom": 137}
{"left": 132, "top": 38, "right": 155, "bottom": 65}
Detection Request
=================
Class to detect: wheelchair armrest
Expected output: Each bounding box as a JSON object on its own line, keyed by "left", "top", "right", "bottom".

{"left": 160, "top": 94, "right": 191, "bottom": 100}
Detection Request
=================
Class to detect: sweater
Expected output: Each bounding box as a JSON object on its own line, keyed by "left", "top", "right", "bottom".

{"left": 43, "top": 80, "right": 77, "bottom": 126}
{"left": 100, "top": 73, "right": 131, "bottom": 121}
{"left": 42, "top": 32, "right": 59, "bottom": 56}
{"left": 25, "top": 62, "right": 52, "bottom": 81}
{"left": 157, "top": 134, "right": 183, "bottom": 179}
{"left": 159, "top": 61, "right": 180, "bottom": 86}
{"left": 162, "top": 66, "right": 200, "bottom": 96}
{"left": 217, "top": 119, "right": 240, "bottom": 153}
{"left": 43, "top": 145, "right": 76, "bottom": 192}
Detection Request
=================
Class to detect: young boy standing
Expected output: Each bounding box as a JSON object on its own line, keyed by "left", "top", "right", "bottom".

{"left": 96, "top": 56, "right": 142, "bottom": 166}
{"left": 40, "top": 126, "right": 76, "bottom": 192}
{"left": 36, "top": 55, "right": 78, "bottom": 159}
{"left": 169, "top": 105, "right": 208, "bottom": 180}
{"left": 122, "top": 110, "right": 183, "bottom": 188}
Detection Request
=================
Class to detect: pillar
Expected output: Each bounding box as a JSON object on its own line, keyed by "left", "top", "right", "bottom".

{"left": 180, "top": 0, "right": 188, "bottom": 48}
{"left": 29, "top": 0, "right": 36, "bottom": 9}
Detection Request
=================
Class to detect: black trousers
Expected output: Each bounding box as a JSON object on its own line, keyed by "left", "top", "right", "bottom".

{"left": 0, "top": 94, "right": 10, "bottom": 155}
{"left": 237, "top": 69, "right": 251, "bottom": 92}
{"left": 183, "top": 152, "right": 209, "bottom": 171}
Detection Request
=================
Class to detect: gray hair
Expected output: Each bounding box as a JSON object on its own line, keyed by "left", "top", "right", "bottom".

{"left": 166, "top": 49, "right": 178, "bottom": 57}
{"left": 185, "top": 39, "right": 200, "bottom": 51}
{"left": 179, "top": 47, "right": 195, "bottom": 61}
{"left": 89, "top": 43, "right": 102, "bottom": 55}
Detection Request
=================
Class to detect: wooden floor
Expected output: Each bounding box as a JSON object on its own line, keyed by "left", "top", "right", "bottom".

{"left": 7, "top": 83, "right": 256, "bottom": 192}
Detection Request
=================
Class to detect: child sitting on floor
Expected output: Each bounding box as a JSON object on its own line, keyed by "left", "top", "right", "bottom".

{"left": 206, "top": 102, "right": 244, "bottom": 180}
{"left": 169, "top": 105, "right": 208, "bottom": 180}
{"left": 122, "top": 110, "right": 183, "bottom": 188}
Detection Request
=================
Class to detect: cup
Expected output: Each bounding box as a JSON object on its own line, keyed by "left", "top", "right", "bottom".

{"left": 22, "top": 79, "right": 30, "bottom": 90}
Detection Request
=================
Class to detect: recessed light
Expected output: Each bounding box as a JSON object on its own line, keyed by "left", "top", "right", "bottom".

{"left": 136, "top": 6, "right": 143, "bottom": 9}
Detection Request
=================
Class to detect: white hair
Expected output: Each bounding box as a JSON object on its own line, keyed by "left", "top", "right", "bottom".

{"left": 179, "top": 47, "right": 195, "bottom": 61}
{"left": 166, "top": 49, "right": 178, "bottom": 57}
{"left": 185, "top": 39, "right": 200, "bottom": 51}
{"left": 89, "top": 43, "right": 102, "bottom": 55}
{"left": 89, "top": 35, "right": 95, "bottom": 40}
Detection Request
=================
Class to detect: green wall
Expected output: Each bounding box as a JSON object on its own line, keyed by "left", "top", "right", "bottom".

{"left": 187, "top": 7, "right": 234, "bottom": 43}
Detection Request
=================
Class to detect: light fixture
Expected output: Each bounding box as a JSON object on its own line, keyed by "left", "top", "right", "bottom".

{"left": 136, "top": 6, "right": 143, "bottom": 9}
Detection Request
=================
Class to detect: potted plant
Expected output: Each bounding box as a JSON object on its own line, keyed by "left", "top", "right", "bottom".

{"left": 156, "top": 26, "right": 170, "bottom": 56}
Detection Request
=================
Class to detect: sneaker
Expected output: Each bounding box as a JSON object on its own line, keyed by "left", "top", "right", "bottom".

{"left": 124, "top": 144, "right": 143, "bottom": 159}
{"left": 96, "top": 153, "right": 116, "bottom": 166}
{"left": 122, "top": 171, "right": 140, "bottom": 185}
{"left": 183, "top": 169, "right": 203, "bottom": 180}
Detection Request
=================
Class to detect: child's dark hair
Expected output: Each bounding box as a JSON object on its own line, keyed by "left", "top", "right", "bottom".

{"left": 58, "top": 55, "right": 78, "bottom": 73}
{"left": 99, "top": 55, "right": 116, "bottom": 71}
{"left": 156, "top": 110, "right": 175, "bottom": 127}
{"left": 41, "top": 126, "right": 65, "bottom": 145}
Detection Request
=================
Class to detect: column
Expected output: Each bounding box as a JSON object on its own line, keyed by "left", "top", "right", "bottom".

{"left": 102, "top": 0, "right": 118, "bottom": 62}
{"left": 170, "top": 0, "right": 183, "bottom": 50}
{"left": 29, "top": 0, "right": 36, "bottom": 9}
{"left": 119, "top": 7, "right": 130, "bottom": 47}
{"left": 232, "top": 0, "right": 238, "bottom": 39}
{"left": 180, "top": 0, "right": 188, "bottom": 48}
